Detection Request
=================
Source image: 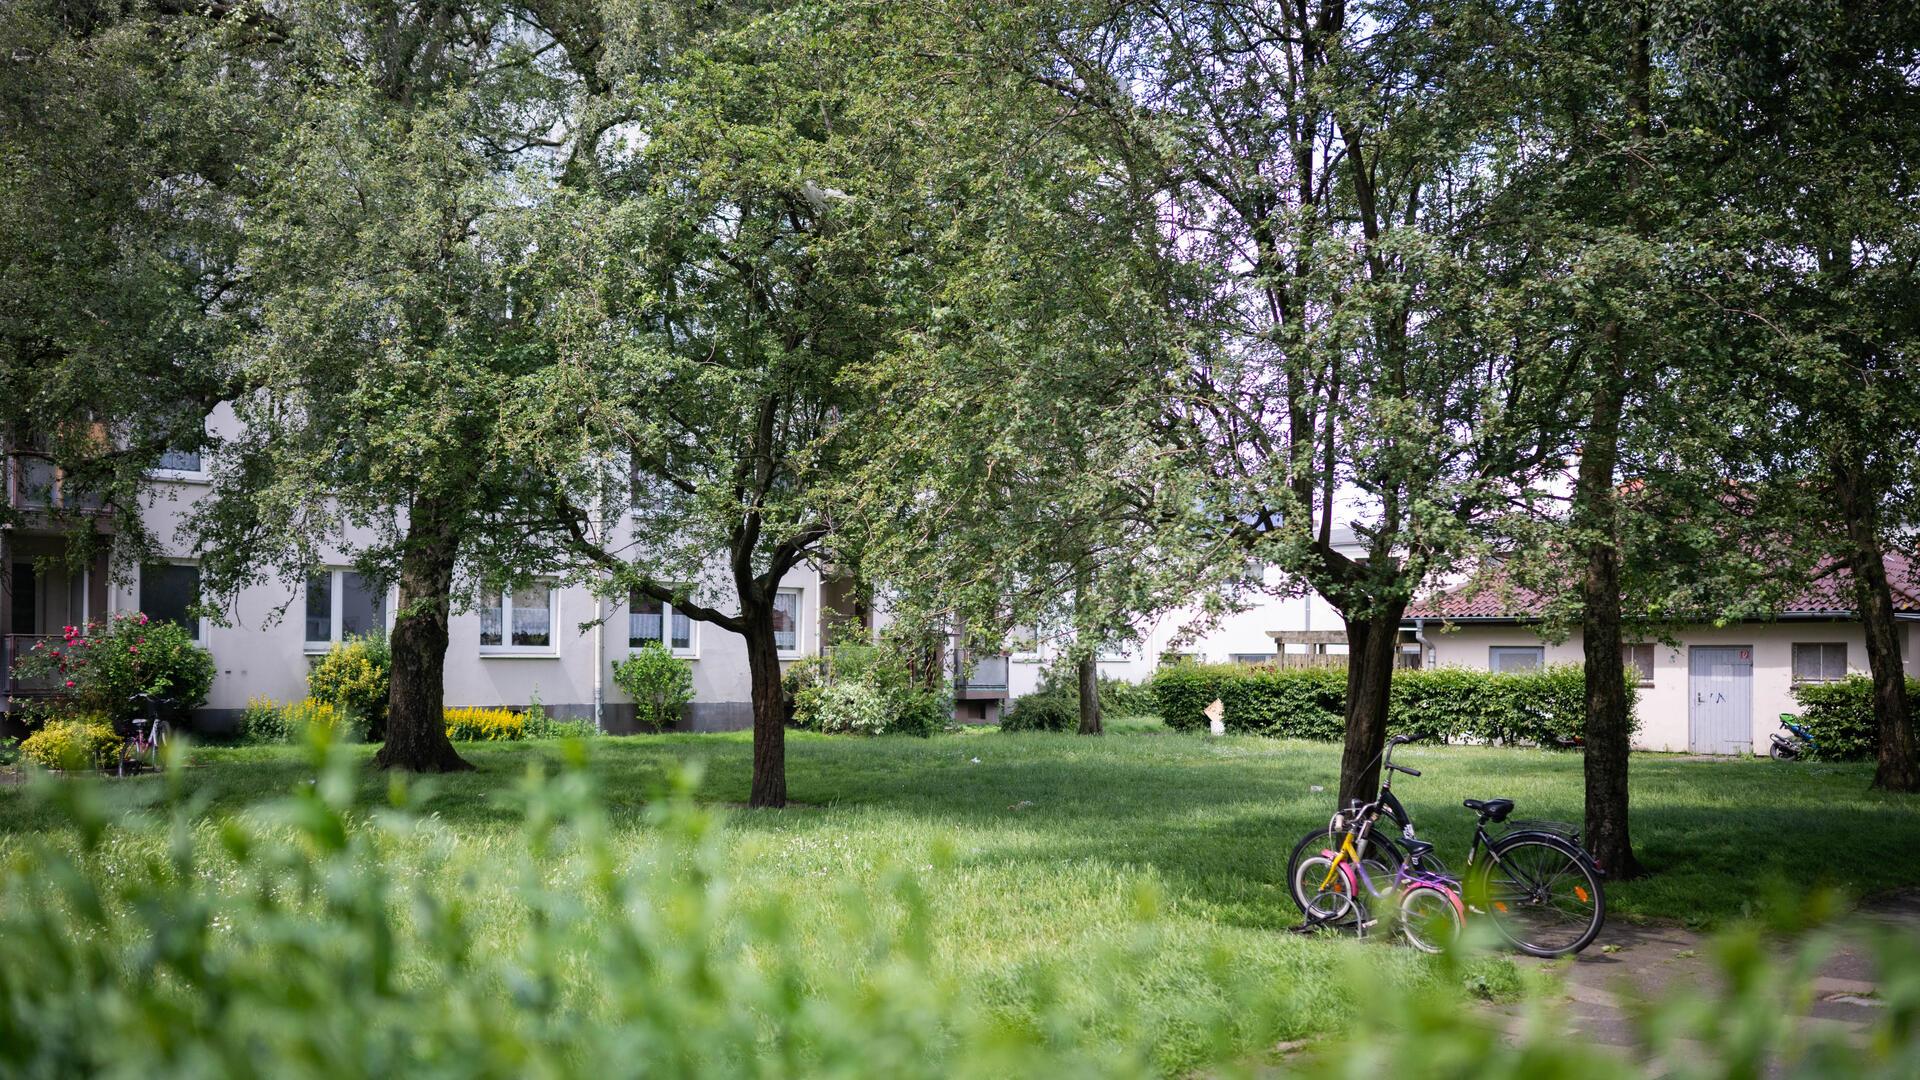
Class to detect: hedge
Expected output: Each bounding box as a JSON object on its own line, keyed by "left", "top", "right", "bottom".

{"left": 1149, "top": 663, "right": 1637, "bottom": 746}
{"left": 1789, "top": 675, "right": 1920, "bottom": 762}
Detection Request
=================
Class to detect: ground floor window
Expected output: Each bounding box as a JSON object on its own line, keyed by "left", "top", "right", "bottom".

{"left": 140, "top": 563, "right": 202, "bottom": 640}
{"left": 772, "top": 589, "right": 801, "bottom": 653}
{"left": 1791, "top": 642, "right": 1847, "bottom": 683}
{"left": 1621, "top": 643, "right": 1655, "bottom": 686}
{"left": 629, "top": 589, "right": 694, "bottom": 653}
{"left": 306, "top": 571, "right": 387, "bottom": 648}
{"left": 480, "top": 583, "right": 556, "bottom": 653}
{"left": 1489, "top": 645, "right": 1544, "bottom": 673}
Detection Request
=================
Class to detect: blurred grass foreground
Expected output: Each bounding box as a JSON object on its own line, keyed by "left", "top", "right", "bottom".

{"left": 0, "top": 737, "right": 1916, "bottom": 1078}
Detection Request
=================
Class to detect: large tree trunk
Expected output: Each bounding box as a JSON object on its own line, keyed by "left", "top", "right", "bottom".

{"left": 1077, "top": 654, "right": 1103, "bottom": 735}
{"left": 1337, "top": 605, "right": 1404, "bottom": 805}
{"left": 1574, "top": 338, "right": 1646, "bottom": 877}
{"left": 1835, "top": 462, "right": 1919, "bottom": 792}
{"left": 742, "top": 596, "right": 788, "bottom": 808}
{"left": 373, "top": 493, "right": 471, "bottom": 773}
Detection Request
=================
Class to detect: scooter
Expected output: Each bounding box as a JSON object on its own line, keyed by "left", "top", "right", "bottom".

{"left": 1769, "top": 714, "right": 1817, "bottom": 760}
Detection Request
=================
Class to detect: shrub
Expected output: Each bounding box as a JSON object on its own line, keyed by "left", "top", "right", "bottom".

{"left": 805, "top": 681, "right": 889, "bottom": 735}
{"left": 1148, "top": 663, "right": 1634, "bottom": 745}
{"left": 12, "top": 614, "right": 214, "bottom": 723}
{"left": 18, "top": 717, "right": 124, "bottom": 771}
{"left": 884, "top": 686, "right": 949, "bottom": 738}
{"left": 242, "top": 697, "right": 366, "bottom": 744}
{"left": 444, "top": 706, "right": 525, "bottom": 742}
{"left": 1002, "top": 666, "right": 1157, "bottom": 731}
{"left": 612, "top": 643, "right": 694, "bottom": 732}
{"left": 307, "top": 636, "right": 390, "bottom": 740}
{"left": 1790, "top": 675, "right": 1919, "bottom": 762}
{"left": 520, "top": 696, "right": 597, "bottom": 740}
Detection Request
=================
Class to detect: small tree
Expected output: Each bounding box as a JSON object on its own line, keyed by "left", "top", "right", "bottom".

{"left": 612, "top": 644, "right": 693, "bottom": 734}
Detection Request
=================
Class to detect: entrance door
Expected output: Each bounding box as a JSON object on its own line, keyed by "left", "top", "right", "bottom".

{"left": 1688, "top": 646, "right": 1753, "bottom": 754}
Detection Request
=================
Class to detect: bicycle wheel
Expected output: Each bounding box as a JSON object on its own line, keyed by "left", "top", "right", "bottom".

{"left": 150, "top": 720, "right": 172, "bottom": 769}
{"left": 1399, "top": 884, "right": 1464, "bottom": 954}
{"left": 1470, "top": 834, "right": 1605, "bottom": 957}
{"left": 1291, "top": 850, "right": 1367, "bottom": 930}
{"left": 1286, "top": 826, "right": 1403, "bottom": 915}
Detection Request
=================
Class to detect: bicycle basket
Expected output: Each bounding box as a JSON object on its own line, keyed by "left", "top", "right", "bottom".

{"left": 1498, "top": 819, "right": 1581, "bottom": 843}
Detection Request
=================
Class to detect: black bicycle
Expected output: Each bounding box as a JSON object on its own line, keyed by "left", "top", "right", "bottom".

{"left": 1286, "top": 736, "right": 1607, "bottom": 957}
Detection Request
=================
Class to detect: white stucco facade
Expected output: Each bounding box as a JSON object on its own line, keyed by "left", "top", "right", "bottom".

{"left": 1418, "top": 620, "right": 1918, "bottom": 753}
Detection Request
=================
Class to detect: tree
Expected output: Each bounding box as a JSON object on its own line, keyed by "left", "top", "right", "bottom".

{"left": 1685, "top": 0, "right": 1920, "bottom": 791}
{"left": 505, "top": 3, "right": 949, "bottom": 806}
{"left": 0, "top": 1, "right": 247, "bottom": 563}
{"left": 189, "top": 1, "right": 579, "bottom": 771}
{"left": 979, "top": 0, "right": 1580, "bottom": 802}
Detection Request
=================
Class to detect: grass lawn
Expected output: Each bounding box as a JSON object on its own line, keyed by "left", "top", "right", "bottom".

{"left": 4, "top": 725, "right": 1917, "bottom": 1072}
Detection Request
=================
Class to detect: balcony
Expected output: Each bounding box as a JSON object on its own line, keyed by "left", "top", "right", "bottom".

{"left": 3, "top": 634, "right": 62, "bottom": 699}
{"left": 954, "top": 652, "right": 1008, "bottom": 700}
{"left": 6, "top": 452, "right": 108, "bottom": 520}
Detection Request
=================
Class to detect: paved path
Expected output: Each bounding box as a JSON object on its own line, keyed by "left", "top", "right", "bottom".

{"left": 1489, "top": 890, "right": 1920, "bottom": 1056}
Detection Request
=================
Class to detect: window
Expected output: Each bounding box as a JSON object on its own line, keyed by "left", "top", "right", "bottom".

{"left": 1230, "top": 652, "right": 1274, "bottom": 666}
{"left": 156, "top": 448, "right": 203, "bottom": 473}
{"left": 1621, "top": 643, "right": 1655, "bottom": 686}
{"left": 479, "top": 583, "right": 557, "bottom": 653}
{"left": 140, "top": 563, "right": 202, "bottom": 640}
{"left": 1241, "top": 559, "right": 1267, "bottom": 584}
{"left": 772, "top": 589, "right": 801, "bottom": 654}
{"left": 305, "top": 571, "right": 387, "bottom": 648}
{"left": 629, "top": 589, "right": 694, "bottom": 654}
{"left": 1791, "top": 642, "right": 1847, "bottom": 683}
{"left": 1489, "top": 646, "right": 1544, "bottom": 673}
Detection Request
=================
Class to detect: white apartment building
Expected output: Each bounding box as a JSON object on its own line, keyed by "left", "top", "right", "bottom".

{"left": 2, "top": 418, "right": 835, "bottom": 735}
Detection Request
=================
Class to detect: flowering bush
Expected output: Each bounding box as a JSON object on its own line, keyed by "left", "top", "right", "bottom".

{"left": 307, "top": 636, "right": 390, "bottom": 739}
{"left": 444, "top": 706, "right": 525, "bottom": 742}
{"left": 12, "top": 614, "right": 214, "bottom": 723}
{"left": 241, "top": 696, "right": 365, "bottom": 744}
{"left": 18, "top": 717, "right": 124, "bottom": 771}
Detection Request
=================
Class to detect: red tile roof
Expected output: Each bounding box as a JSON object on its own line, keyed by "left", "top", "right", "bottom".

{"left": 1405, "top": 551, "right": 1920, "bottom": 621}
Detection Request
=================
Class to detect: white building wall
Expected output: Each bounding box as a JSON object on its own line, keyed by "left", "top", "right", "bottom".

{"left": 117, "top": 443, "right": 824, "bottom": 732}
{"left": 1421, "top": 621, "right": 1896, "bottom": 753}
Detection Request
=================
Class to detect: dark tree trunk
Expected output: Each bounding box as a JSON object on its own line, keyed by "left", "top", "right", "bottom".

{"left": 742, "top": 595, "right": 788, "bottom": 808}
{"left": 1077, "top": 653, "right": 1103, "bottom": 735}
{"left": 373, "top": 493, "right": 471, "bottom": 773}
{"left": 1835, "top": 462, "right": 1919, "bottom": 792}
{"left": 1337, "top": 605, "right": 1404, "bottom": 806}
{"left": 1574, "top": 335, "right": 1645, "bottom": 878}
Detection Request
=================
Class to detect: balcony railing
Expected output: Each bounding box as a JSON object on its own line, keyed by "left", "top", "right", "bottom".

{"left": 4, "top": 634, "right": 62, "bottom": 697}
{"left": 6, "top": 453, "right": 107, "bottom": 514}
{"left": 956, "top": 653, "right": 1008, "bottom": 693}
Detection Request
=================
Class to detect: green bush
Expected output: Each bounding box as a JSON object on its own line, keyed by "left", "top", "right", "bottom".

{"left": 1003, "top": 665, "right": 1158, "bottom": 731}
{"left": 1790, "top": 675, "right": 1919, "bottom": 762}
{"left": 11, "top": 613, "right": 214, "bottom": 723}
{"left": 307, "top": 635, "right": 390, "bottom": 740}
{"left": 18, "top": 717, "right": 124, "bottom": 771}
{"left": 1, "top": 746, "right": 1917, "bottom": 1076}
{"left": 805, "top": 681, "right": 889, "bottom": 735}
{"left": 1149, "top": 663, "right": 1633, "bottom": 745}
{"left": 612, "top": 643, "right": 694, "bottom": 732}
{"left": 242, "top": 697, "right": 367, "bottom": 744}
{"left": 790, "top": 648, "right": 947, "bottom": 737}
{"left": 520, "top": 697, "right": 596, "bottom": 740}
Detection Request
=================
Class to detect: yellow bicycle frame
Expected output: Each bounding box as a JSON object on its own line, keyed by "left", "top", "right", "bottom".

{"left": 1317, "top": 828, "right": 1366, "bottom": 891}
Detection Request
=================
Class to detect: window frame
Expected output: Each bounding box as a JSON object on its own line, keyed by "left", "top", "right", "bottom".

{"left": 772, "top": 587, "right": 804, "bottom": 658}
{"left": 627, "top": 588, "right": 698, "bottom": 658}
{"left": 478, "top": 581, "right": 561, "bottom": 657}
{"left": 1621, "top": 643, "right": 1656, "bottom": 687}
{"left": 150, "top": 416, "right": 211, "bottom": 481}
{"left": 1790, "top": 642, "right": 1848, "bottom": 684}
{"left": 303, "top": 569, "right": 390, "bottom": 653}
{"left": 1488, "top": 645, "right": 1545, "bottom": 674}
{"left": 138, "top": 561, "right": 208, "bottom": 643}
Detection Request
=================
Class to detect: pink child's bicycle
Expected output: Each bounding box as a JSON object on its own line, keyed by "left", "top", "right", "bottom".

{"left": 117, "top": 692, "right": 173, "bottom": 776}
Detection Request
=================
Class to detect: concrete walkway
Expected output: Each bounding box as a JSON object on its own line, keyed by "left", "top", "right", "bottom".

{"left": 1489, "top": 890, "right": 1920, "bottom": 1055}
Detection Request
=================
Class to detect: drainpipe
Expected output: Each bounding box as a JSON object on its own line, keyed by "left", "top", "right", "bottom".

{"left": 591, "top": 472, "right": 612, "bottom": 735}
{"left": 1413, "top": 617, "right": 1434, "bottom": 670}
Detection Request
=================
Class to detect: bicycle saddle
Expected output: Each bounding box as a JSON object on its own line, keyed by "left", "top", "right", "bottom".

{"left": 1401, "top": 837, "right": 1436, "bottom": 858}
{"left": 1463, "top": 798, "right": 1515, "bottom": 822}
